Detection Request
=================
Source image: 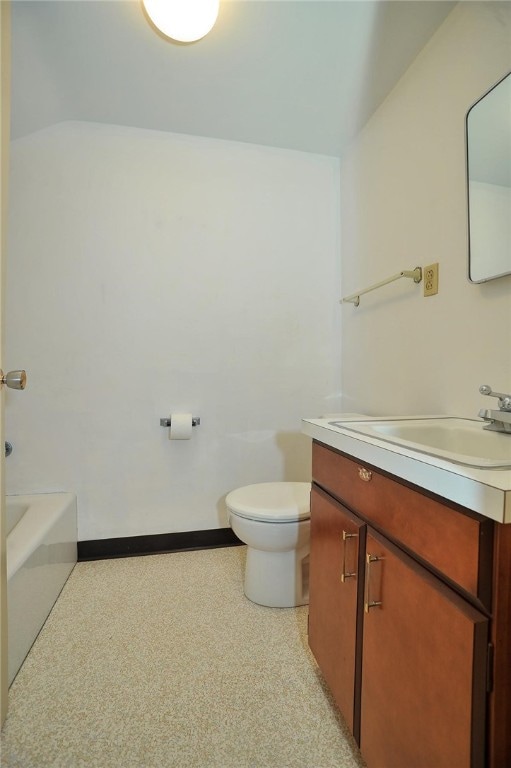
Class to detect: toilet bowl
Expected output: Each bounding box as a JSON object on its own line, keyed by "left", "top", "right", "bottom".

{"left": 226, "top": 482, "right": 311, "bottom": 608}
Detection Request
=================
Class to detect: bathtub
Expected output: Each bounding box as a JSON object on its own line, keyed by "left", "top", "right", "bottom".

{"left": 6, "top": 493, "right": 77, "bottom": 685}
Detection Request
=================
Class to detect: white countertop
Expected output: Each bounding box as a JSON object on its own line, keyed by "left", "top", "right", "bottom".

{"left": 302, "top": 417, "right": 511, "bottom": 524}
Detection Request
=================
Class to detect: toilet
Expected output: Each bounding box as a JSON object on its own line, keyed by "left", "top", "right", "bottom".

{"left": 226, "top": 482, "right": 311, "bottom": 608}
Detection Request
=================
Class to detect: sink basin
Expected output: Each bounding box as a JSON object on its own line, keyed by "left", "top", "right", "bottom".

{"left": 328, "top": 417, "right": 511, "bottom": 469}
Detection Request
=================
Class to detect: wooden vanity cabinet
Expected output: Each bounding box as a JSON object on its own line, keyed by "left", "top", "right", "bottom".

{"left": 308, "top": 440, "right": 500, "bottom": 768}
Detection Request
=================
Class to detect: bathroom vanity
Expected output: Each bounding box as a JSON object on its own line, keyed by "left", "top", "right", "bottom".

{"left": 302, "top": 418, "right": 511, "bottom": 768}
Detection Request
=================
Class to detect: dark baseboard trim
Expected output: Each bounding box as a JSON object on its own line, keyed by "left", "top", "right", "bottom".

{"left": 78, "top": 527, "right": 243, "bottom": 562}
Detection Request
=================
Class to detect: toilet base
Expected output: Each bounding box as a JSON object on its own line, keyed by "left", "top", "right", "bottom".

{"left": 244, "top": 545, "right": 310, "bottom": 608}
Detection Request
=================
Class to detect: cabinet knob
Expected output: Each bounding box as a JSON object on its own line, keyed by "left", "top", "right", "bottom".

{"left": 358, "top": 467, "right": 372, "bottom": 482}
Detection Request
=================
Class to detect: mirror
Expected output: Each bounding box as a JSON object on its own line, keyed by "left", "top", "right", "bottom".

{"left": 466, "top": 72, "right": 511, "bottom": 283}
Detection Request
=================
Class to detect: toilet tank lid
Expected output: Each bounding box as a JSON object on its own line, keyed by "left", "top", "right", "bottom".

{"left": 226, "top": 482, "right": 311, "bottom": 522}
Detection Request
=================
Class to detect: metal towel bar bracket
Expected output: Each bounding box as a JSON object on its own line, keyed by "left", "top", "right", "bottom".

{"left": 341, "top": 266, "right": 422, "bottom": 307}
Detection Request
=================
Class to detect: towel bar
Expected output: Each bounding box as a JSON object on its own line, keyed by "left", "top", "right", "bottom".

{"left": 341, "top": 267, "right": 422, "bottom": 307}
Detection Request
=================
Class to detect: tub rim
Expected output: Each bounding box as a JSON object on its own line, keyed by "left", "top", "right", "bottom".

{"left": 6, "top": 492, "right": 77, "bottom": 579}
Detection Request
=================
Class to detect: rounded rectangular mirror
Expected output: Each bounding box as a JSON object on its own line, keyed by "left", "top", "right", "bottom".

{"left": 466, "top": 71, "right": 511, "bottom": 283}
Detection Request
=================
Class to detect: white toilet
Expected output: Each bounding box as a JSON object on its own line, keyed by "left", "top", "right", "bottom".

{"left": 226, "top": 482, "right": 311, "bottom": 608}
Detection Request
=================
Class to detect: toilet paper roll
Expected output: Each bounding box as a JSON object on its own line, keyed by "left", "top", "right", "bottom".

{"left": 169, "top": 413, "right": 193, "bottom": 440}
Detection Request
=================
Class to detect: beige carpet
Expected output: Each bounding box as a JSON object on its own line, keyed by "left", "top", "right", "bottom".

{"left": 0, "top": 546, "right": 365, "bottom": 768}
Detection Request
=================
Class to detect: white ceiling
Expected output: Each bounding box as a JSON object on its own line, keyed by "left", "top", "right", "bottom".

{"left": 10, "top": 0, "right": 456, "bottom": 156}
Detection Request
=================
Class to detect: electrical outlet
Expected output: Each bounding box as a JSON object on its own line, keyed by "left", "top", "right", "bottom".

{"left": 424, "top": 262, "right": 439, "bottom": 297}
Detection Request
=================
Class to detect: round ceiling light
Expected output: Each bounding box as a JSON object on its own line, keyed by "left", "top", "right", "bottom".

{"left": 142, "top": 0, "right": 220, "bottom": 43}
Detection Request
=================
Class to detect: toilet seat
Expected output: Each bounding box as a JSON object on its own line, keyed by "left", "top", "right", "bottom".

{"left": 226, "top": 482, "right": 310, "bottom": 523}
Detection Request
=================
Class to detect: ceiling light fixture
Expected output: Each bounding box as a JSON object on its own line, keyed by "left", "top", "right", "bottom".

{"left": 142, "top": 0, "right": 220, "bottom": 43}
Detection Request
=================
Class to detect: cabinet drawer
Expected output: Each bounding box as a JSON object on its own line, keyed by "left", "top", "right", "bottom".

{"left": 312, "top": 441, "right": 493, "bottom": 609}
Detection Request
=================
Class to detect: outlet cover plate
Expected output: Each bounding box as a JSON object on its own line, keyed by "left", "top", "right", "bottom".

{"left": 424, "top": 263, "right": 439, "bottom": 297}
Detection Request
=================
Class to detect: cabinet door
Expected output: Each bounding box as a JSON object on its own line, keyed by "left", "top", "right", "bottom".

{"left": 308, "top": 485, "right": 366, "bottom": 741}
{"left": 361, "top": 529, "right": 489, "bottom": 768}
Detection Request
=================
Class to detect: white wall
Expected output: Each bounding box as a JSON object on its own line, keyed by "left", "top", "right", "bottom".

{"left": 340, "top": 2, "right": 511, "bottom": 418}
{"left": 6, "top": 122, "right": 341, "bottom": 540}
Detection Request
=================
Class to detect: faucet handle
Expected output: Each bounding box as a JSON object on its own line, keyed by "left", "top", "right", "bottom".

{"left": 479, "top": 384, "right": 511, "bottom": 411}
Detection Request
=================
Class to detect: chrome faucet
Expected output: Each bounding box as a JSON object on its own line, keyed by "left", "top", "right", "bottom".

{"left": 478, "top": 384, "right": 511, "bottom": 433}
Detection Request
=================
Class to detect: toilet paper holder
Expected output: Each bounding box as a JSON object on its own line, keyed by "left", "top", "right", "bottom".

{"left": 160, "top": 416, "right": 201, "bottom": 427}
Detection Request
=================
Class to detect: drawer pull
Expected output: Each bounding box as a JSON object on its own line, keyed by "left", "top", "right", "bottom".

{"left": 364, "top": 552, "right": 383, "bottom": 612}
{"left": 341, "top": 530, "right": 358, "bottom": 582}
{"left": 358, "top": 467, "right": 372, "bottom": 482}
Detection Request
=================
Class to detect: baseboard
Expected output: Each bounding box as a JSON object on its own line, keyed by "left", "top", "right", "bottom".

{"left": 78, "top": 527, "right": 243, "bottom": 562}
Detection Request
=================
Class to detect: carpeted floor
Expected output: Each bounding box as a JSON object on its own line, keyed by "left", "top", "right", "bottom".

{"left": 0, "top": 546, "right": 366, "bottom": 768}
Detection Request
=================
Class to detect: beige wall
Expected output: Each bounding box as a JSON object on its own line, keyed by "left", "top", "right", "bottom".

{"left": 340, "top": 2, "right": 511, "bottom": 419}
